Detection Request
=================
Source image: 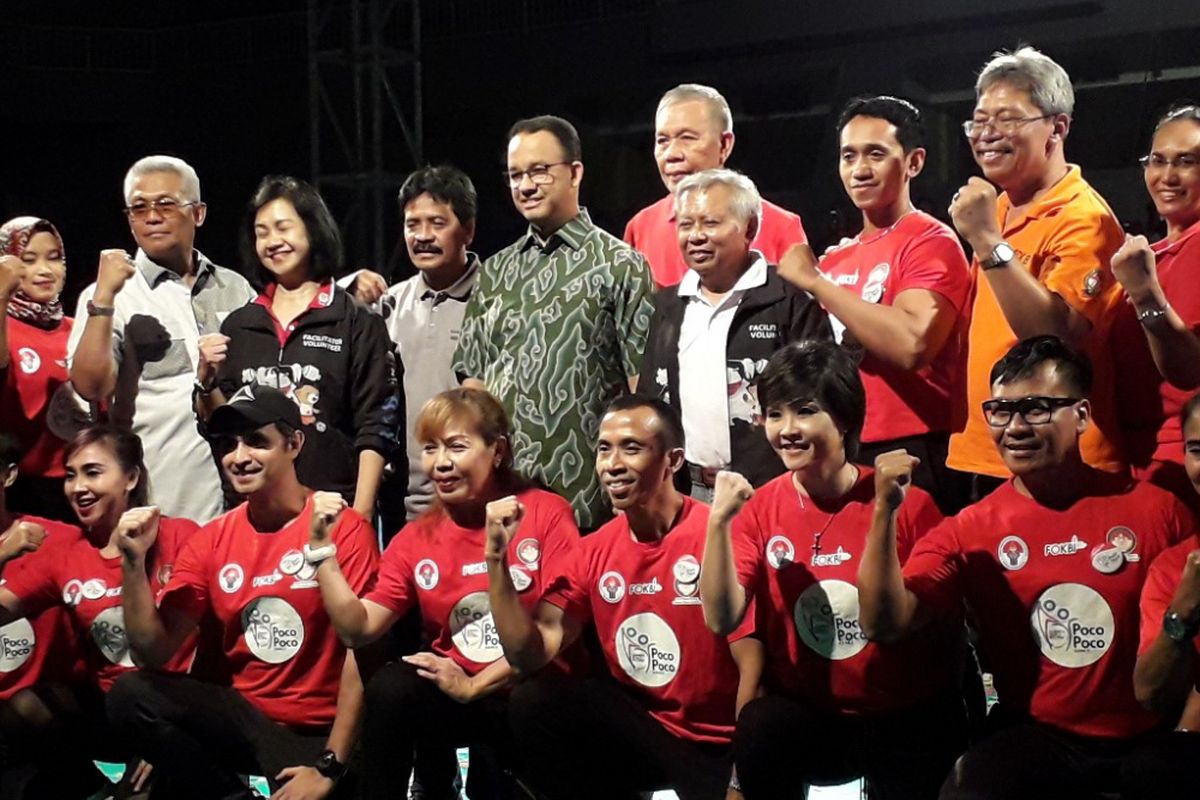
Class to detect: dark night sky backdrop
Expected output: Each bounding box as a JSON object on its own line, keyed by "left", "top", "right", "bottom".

{"left": 4, "top": 0, "right": 1200, "bottom": 308}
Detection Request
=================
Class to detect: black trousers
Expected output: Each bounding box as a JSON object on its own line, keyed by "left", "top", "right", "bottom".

{"left": 857, "top": 432, "right": 973, "bottom": 515}
{"left": 507, "top": 674, "right": 731, "bottom": 800}
{"left": 106, "top": 672, "right": 341, "bottom": 800}
{"left": 734, "top": 692, "right": 968, "bottom": 800}
{"left": 940, "top": 719, "right": 1200, "bottom": 800}
{"left": 0, "top": 683, "right": 113, "bottom": 800}
{"left": 361, "top": 661, "right": 514, "bottom": 800}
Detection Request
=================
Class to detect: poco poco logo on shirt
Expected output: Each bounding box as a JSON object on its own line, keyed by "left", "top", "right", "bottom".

{"left": 615, "top": 612, "right": 681, "bottom": 688}
{"left": 1030, "top": 583, "right": 1115, "bottom": 668}
{"left": 794, "top": 579, "right": 869, "bottom": 661}
{"left": 0, "top": 619, "right": 35, "bottom": 672}
{"left": 449, "top": 592, "right": 501, "bottom": 664}
{"left": 91, "top": 606, "right": 135, "bottom": 667}
{"left": 241, "top": 597, "right": 305, "bottom": 664}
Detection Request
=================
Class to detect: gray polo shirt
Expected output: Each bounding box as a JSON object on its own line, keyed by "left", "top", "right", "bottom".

{"left": 68, "top": 249, "right": 255, "bottom": 523}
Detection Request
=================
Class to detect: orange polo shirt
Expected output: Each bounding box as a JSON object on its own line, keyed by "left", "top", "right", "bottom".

{"left": 947, "top": 165, "right": 1125, "bottom": 477}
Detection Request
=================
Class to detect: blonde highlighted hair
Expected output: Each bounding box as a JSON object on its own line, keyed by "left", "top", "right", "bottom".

{"left": 415, "top": 388, "right": 516, "bottom": 481}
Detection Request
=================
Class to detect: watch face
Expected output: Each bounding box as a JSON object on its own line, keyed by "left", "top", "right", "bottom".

{"left": 993, "top": 243, "right": 1014, "bottom": 264}
{"left": 1164, "top": 612, "right": 1192, "bottom": 642}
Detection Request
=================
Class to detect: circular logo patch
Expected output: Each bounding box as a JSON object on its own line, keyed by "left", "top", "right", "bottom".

{"left": 516, "top": 538, "right": 541, "bottom": 566}
{"left": 82, "top": 579, "right": 106, "bottom": 601}
{"left": 673, "top": 555, "right": 701, "bottom": 584}
{"left": 598, "top": 571, "right": 626, "bottom": 604}
{"left": 509, "top": 565, "right": 532, "bottom": 593}
{"left": 219, "top": 563, "right": 245, "bottom": 594}
{"left": 279, "top": 549, "right": 305, "bottom": 576}
{"left": 448, "top": 591, "right": 501, "bottom": 664}
{"left": 614, "top": 612, "right": 681, "bottom": 688}
{"left": 17, "top": 348, "right": 40, "bottom": 375}
{"left": 62, "top": 579, "right": 84, "bottom": 606}
{"left": 0, "top": 619, "right": 35, "bottom": 672}
{"left": 766, "top": 536, "right": 796, "bottom": 570}
{"left": 91, "top": 606, "right": 134, "bottom": 667}
{"left": 414, "top": 559, "right": 439, "bottom": 591}
{"left": 242, "top": 597, "right": 305, "bottom": 664}
{"left": 1030, "top": 583, "right": 1115, "bottom": 668}
{"left": 794, "top": 579, "right": 869, "bottom": 661}
{"left": 997, "top": 536, "right": 1029, "bottom": 571}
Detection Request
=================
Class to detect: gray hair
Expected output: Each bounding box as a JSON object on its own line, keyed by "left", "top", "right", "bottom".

{"left": 656, "top": 83, "right": 733, "bottom": 134}
{"left": 123, "top": 155, "right": 202, "bottom": 205}
{"left": 674, "top": 168, "right": 762, "bottom": 231}
{"left": 976, "top": 46, "right": 1074, "bottom": 117}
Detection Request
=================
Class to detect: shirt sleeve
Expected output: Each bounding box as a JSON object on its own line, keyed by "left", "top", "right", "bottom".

{"left": 763, "top": 205, "right": 808, "bottom": 256}
{"left": 730, "top": 503, "right": 764, "bottom": 597}
{"left": 332, "top": 509, "right": 380, "bottom": 595}
{"left": 1039, "top": 208, "right": 1124, "bottom": 326}
{"left": 623, "top": 216, "right": 638, "bottom": 249}
{"left": 2, "top": 548, "right": 64, "bottom": 618}
{"left": 900, "top": 517, "right": 965, "bottom": 618}
{"left": 364, "top": 525, "right": 416, "bottom": 615}
{"left": 540, "top": 543, "right": 592, "bottom": 626}
{"left": 533, "top": 493, "right": 582, "bottom": 580}
{"left": 894, "top": 229, "right": 972, "bottom": 312}
{"left": 158, "top": 525, "right": 215, "bottom": 623}
{"left": 452, "top": 256, "right": 497, "bottom": 382}
{"left": 1138, "top": 548, "right": 1181, "bottom": 656}
{"left": 895, "top": 487, "right": 946, "bottom": 563}
{"left": 611, "top": 249, "right": 656, "bottom": 380}
{"left": 350, "top": 304, "right": 403, "bottom": 458}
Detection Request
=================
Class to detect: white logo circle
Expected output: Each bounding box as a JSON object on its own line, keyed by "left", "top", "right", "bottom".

{"left": 614, "top": 612, "right": 681, "bottom": 688}
{"left": 242, "top": 597, "right": 305, "bottom": 664}
{"left": 17, "top": 348, "right": 40, "bottom": 375}
{"left": 860, "top": 263, "right": 890, "bottom": 304}
{"left": 62, "top": 579, "right": 84, "bottom": 606}
{"left": 509, "top": 566, "right": 532, "bottom": 593}
{"left": 0, "top": 618, "right": 36, "bottom": 672}
{"left": 279, "top": 549, "right": 304, "bottom": 576}
{"left": 448, "top": 591, "right": 501, "bottom": 664}
{"left": 219, "top": 563, "right": 245, "bottom": 594}
{"left": 998, "top": 536, "right": 1029, "bottom": 571}
{"left": 598, "top": 571, "right": 626, "bottom": 604}
{"left": 82, "top": 579, "right": 107, "bottom": 600}
{"left": 1030, "top": 583, "right": 1115, "bottom": 668}
{"left": 516, "top": 538, "right": 541, "bottom": 566}
{"left": 414, "top": 559, "right": 439, "bottom": 591}
{"left": 766, "top": 536, "right": 796, "bottom": 569}
{"left": 794, "top": 579, "right": 869, "bottom": 661}
{"left": 91, "top": 606, "right": 134, "bottom": 667}
{"left": 673, "top": 555, "right": 700, "bottom": 584}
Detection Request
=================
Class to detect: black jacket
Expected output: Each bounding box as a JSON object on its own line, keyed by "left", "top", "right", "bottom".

{"left": 214, "top": 286, "right": 403, "bottom": 503}
{"left": 639, "top": 265, "right": 832, "bottom": 487}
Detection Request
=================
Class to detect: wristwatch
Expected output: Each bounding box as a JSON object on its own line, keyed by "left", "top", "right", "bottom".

{"left": 86, "top": 300, "right": 115, "bottom": 317}
{"left": 314, "top": 750, "right": 347, "bottom": 782}
{"left": 1136, "top": 302, "right": 1172, "bottom": 328}
{"left": 980, "top": 241, "right": 1015, "bottom": 270}
{"left": 1162, "top": 609, "right": 1199, "bottom": 644}
{"left": 304, "top": 542, "right": 338, "bottom": 565}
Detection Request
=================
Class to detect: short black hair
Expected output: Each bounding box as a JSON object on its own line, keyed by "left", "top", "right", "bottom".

{"left": 1154, "top": 101, "right": 1200, "bottom": 132}
{"left": 507, "top": 115, "right": 582, "bottom": 162}
{"left": 603, "top": 393, "right": 685, "bottom": 452}
{"left": 398, "top": 165, "right": 478, "bottom": 226}
{"left": 0, "top": 434, "right": 21, "bottom": 468}
{"left": 989, "top": 335, "right": 1093, "bottom": 397}
{"left": 836, "top": 95, "right": 926, "bottom": 152}
{"left": 757, "top": 341, "right": 866, "bottom": 460}
{"left": 240, "top": 175, "right": 343, "bottom": 288}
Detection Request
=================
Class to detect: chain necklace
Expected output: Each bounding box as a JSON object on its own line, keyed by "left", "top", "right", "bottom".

{"left": 794, "top": 465, "right": 860, "bottom": 558}
{"left": 856, "top": 205, "right": 917, "bottom": 246}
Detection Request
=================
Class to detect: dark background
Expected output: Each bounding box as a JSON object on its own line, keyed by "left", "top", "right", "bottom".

{"left": 4, "top": 0, "right": 1200, "bottom": 309}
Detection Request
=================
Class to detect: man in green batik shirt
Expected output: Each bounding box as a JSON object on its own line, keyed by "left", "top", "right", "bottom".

{"left": 453, "top": 115, "right": 654, "bottom": 531}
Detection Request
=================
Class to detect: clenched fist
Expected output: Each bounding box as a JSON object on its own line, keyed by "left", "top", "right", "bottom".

{"left": 0, "top": 255, "right": 25, "bottom": 302}
{"left": 1110, "top": 234, "right": 1164, "bottom": 309}
{"left": 777, "top": 243, "right": 823, "bottom": 293}
{"left": 712, "top": 471, "right": 754, "bottom": 524}
{"left": 0, "top": 521, "right": 47, "bottom": 562}
{"left": 95, "top": 249, "right": 137, "bottom": 304}
{"left": 949, "top": 177, "right": 1002, "bottom": 254}
{"left": 196, "top": 333, "right": 231, "bottom": 389}
{"left": 873, "top": 450, "right": 919, "bottom": 512}
{"left": 115, "top": 506, "right": 161, "bottom": 565}
{"left": 485, "top": 495, "right": 525, "bottom": 563}
{"left": 309, "top": 491, "right": 348, "bottom": 545}
{"left": 351, "top": 270, "right": 389, "bottom": 305}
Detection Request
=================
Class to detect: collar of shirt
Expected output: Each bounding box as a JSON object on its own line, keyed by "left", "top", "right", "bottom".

{"left": 520, "top": 208, "right": 593, "bottom": 254}
{"left": 1153, "top": 217, "right": 1200, "bottom": 258}
{"left": 254, "top": 279, "right": 337, "bottom": 312}
{"left": 677, "top": 251, "right": 768, "bottom": 303}
{"left": 136, "top": 248, "right": 216, "bottom": 291}
{"left": 996, "top": 164, "right": 1088, "bottom": 232}
{"left": 418, "top": 253, "right": 480, "bottom": 303}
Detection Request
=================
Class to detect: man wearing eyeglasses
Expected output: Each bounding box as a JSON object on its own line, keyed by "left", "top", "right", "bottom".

{"left": 68, "top": 155, "right": 254, "bottom": 523}
{"left": 858, "top": 335, "right": 1193, "bottom": 800}
{"left": 453, "top": 116, "right": 654, "bottom": 533}
{"left": 946, "top": 46, "right": 1125, "bottom": 499}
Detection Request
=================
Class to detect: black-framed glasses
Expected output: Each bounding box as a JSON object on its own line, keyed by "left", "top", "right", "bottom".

{"left": 502, "top": 162, "right": 573, "bottom": 188}
{"left": 961, "top": 114, "right": 1055, "bottom": 139}
{"left": 1139, "top": 153, "right": 1200, "bottom": 172}
{"left": 982, "top": 396, "right": 1079, "bottom": 427}
{"left": 123, "top": 197, "right": 200, "bottom": 219}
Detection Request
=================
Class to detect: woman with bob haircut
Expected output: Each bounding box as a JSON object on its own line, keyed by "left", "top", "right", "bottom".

{"left": 699, "top": 340, "right": 968, "bottom": 799}
{"left": 307, "top": 387, "right": 582, "bottom": 800}
{"left": 195, "top": 175, "right": 401, "bottom": 519}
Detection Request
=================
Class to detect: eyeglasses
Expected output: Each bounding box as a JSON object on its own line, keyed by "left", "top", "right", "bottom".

{"left": 123, "top": 197, "right": 200, "bottom": 219}
{"left": 982, "top": 396, "right": 1079, "bottom": 427}
{"left": 962, "top": 114, "right": 1055, "bottom": 139}
{"left": 1139, "top": 153, "right": 1200, "bottom": 172}
{"left": 503, "top": 162, "right": 573, "bottom": 188}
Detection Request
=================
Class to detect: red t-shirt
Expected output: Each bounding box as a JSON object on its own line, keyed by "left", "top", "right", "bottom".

{"left": 0, "top": 316, "right": 75, "bottom": 478}
{"left": 368, "top": 488, "right": 579, "bottom": 675}
{"left": 1112, "top": 219, "right": 1200, "bottom": 472}
{"left": 904, "top": 475, "right": 1192, "bottom": 738}
{"left": 818, "top": 212, "right": 972, "bottom": 443}
{"left": 731, "top": 469, "right": 957, "bottom": 714}
{"left": 1138, "top": 535, "right": 1200, "bottom": 689}
{"left": 160, "top": 497, "right": 378, "bottom": 728}
{"left": 6, "top": 516, "right": 197, "bottom": 691}
{"left": 624, "top": 195, "right": 807, "bottom": 286}
{"left": 0, "top": 515, "right": 82, "bottom": 699}
{"left": 543, "top": 496, "right": 745, "bottom": 744}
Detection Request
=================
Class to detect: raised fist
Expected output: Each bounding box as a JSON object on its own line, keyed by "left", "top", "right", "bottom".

{"left": 949, "top": 177, "right": 1002, "bottom": 252}
{"left": 0, "top": 255, "right": 24, "bottom": 301}
{"left": 115, "top": 506, "right": 161, "bottom": 564}
{"left": 873, "top": 450, "right": 919, "bottom": 512}
{"left": 309, "top": 491, "right": 348, "bottom": 545}
{"left": 485, "top": 495, "right": 525, "bottom": 563}
{"left": 1110, "top": 234, "right": 1163, "bottom": 308}
{"left": 712, "top": 471, "right": 754, "bottom": 524}
{"left": 96, "top": 249, "right": 137, "bottom": 303}
{"left": 0, "top": 521, "right": 47, "bottom": 561}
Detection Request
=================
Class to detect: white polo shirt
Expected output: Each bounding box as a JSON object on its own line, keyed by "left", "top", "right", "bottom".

{"left": 676, "top": 253, "right": 768, "bottom": 469}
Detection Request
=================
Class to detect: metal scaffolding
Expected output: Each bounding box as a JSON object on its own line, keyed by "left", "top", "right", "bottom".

{"left": 308, "top": 0, "right": 423, "bottom": 276}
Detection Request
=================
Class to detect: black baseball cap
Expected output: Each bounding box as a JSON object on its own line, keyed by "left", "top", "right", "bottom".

{"left": 208, "top": 385, "right": 302, "bottom": 436}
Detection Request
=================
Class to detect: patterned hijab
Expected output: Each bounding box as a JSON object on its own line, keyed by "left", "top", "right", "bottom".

{"left": 0, "top": 216, "right": 65, "bottom": 329}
